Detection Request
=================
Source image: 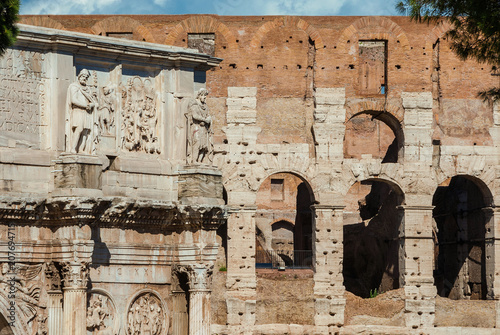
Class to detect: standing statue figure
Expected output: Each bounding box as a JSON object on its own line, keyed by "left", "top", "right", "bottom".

{"left": 186, "top": 88, "right": 213, "bottom": 164}
{"left": 66, "top": 69, "right": 97, "bottom": 154}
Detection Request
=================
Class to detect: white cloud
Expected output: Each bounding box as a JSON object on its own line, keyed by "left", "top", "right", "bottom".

{"left": 21, "top": 0, "right": 121, "bottom": 14}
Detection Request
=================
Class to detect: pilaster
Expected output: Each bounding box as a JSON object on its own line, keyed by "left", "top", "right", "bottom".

{"left": 311, "top": 205, "right": 345, "bottom": 328}
{"left": 399, "top": 205, "right": 436, "bottom": 329}
{"left": 226, "top": 206, "right": 257, "bottom": 326}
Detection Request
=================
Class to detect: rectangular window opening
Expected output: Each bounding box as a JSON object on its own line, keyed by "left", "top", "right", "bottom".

{"left": 359, "top": 40, "right": 387, "bottom": 95}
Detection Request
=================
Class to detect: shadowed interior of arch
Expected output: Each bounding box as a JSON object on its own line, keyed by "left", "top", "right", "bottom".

{"left": 343, "top": 179, "right": 404, "bottom": 298}
{"left": 433, "top": 175, "right": 492, "bottom": 300}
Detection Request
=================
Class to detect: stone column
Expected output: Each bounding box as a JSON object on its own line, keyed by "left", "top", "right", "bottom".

{"left": 400, "top": 205, "right": 436, "bottom": 329}
{"left": 47, "top": 291, "right": 63, "bottom": 335}
{"left": 45, "top": 262, "right": 63, "bottom": 335}
{"left": 61, "top": 262, "right": 88, "bottom": 335}
{"left": 171, "top": 266, "right": 189, "bottom": 335}
{"left": 312, "top": 205, "right": 345, "bottom": 329}
{"left": 226, "top": 207, "right": 257, "bottom": 326}
{"left": 186, "top": 264, "right": 213, "bottom": 335}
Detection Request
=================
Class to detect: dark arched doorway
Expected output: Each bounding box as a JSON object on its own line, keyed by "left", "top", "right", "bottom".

{"left": 343, "top": 179, "right": 404, "bottom": 297}
{"left": 433, "top": 175, "right": 493, "bottom": 299}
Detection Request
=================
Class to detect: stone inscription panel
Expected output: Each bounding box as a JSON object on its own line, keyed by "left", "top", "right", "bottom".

{"left": 0, "top": 49, "right": 46, "bottom": 148}
{"left": 90, "top": 265, "right": 171, "bottom": 284}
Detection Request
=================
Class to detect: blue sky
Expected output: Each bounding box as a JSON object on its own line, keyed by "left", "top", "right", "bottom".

{"left": 20, "top": 0, "right": 402, "bottom": 16}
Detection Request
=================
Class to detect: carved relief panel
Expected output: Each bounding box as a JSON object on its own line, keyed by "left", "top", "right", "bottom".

{"left": 86, "top": 290, "right": 119, "bottom": 335}
{"left": 0, "top": 262, "right": 46, "bottom": 333}
{"left": 120, "top": 71, "right": 161, "bottom": 155}
{"left": 67, "top": 65, "right": 117, "bottom": 154}
{"left": 0, "top": 49, "right": 47, "bottom": 148}
{"left": 127, "top": 292, "right": 167, "bottom": 335}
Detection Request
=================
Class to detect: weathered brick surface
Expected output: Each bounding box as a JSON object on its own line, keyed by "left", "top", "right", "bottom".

{"left": 21, "top": 14, "right": 496, "bottom": 149}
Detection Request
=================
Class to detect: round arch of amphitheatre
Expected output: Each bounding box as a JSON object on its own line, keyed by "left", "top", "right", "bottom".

{"left": 425, "top": 20, "right": 452, "bottom": 50}
{"left": 90, "top": 17, "right": 156, "bottom": 43}
{"left": 249, "top": 16, "right": 324, "bottom": 50}
{"left": 337, "top": 16, "right": 411, "bottom": 53}
{"left": 20, "top": 16, "right": 65, "bottom": 30}
{"left": 164, "top": 16, "right": 238, "bottom": 49}
{"left": 346, "top": 100, "right": 404, "bottom": 124}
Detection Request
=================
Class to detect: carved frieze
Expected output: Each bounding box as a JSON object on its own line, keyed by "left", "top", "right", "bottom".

{"left": 87, "top": 291, "right": 118, "bottom": 335}
{"left": 127, "top": 292, "right": 166, "bottom": 335}
{"left": 121, "top": 76, "right": 160, "bottom": 154}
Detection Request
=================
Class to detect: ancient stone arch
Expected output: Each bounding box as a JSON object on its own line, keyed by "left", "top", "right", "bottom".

{"left": 20, "top": 16, "right": 65, "bottom": 30}
{"left": 346, "top": 98, "right": 404, "bottom": 123}
{"left": 346, "top": 101, "right": 405, "bottom": 162}
{"left": 426, "top": 20, "right": 453, "bottom": 49}
{"left": 249, "top": 16, "right": 324, "bottom": 49}
{"left": 91, "top": 17, "right": 156, "bottom": 43}
{"left": 164, "top": 15, "right": 238, "bottom": 49}
{"left": 337, "top": 16, "right": 410, "bottom": 52}
{"left": 432, "top": 174, "right": 496, "bottom": 299}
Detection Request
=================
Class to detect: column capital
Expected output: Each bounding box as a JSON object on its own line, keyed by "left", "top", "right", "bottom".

{"left": 61, "top": 261, "right": 89, "bottom": 289}
{"left": 173, "top": 263, "right": 213, "bottom": 292}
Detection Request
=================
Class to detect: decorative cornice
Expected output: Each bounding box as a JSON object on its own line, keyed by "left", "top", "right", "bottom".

{"left": 0, "top": 196, "right": 226, "bottom": 229}
{"left": 16, "top": 24, "right": 222, "bottom": 69}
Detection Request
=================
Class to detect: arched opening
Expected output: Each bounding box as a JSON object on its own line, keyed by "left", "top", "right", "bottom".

{"left": 344, "top": 111, "right": 404, "bottom": 163}
{"left": 433, "top": 175, "right": 492, "bottom": 300}
{"left": 255, "top": 172, "right": 314, "bottom": 269}
{"left": 0, "top": 313, "right": 14, "bottom": 335}
{"left": 343, "top": 179, "right": 404, "bottom": 297}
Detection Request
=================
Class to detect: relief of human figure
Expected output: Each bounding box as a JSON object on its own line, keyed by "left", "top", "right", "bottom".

{"left": 98, "top": 84, "right": 116, "bottom": 136}
{"left": 66, "top": 69, "right": 97, "bottom": 154}
{"left": 186, "top": 88, "right": 213, "bottom": 164}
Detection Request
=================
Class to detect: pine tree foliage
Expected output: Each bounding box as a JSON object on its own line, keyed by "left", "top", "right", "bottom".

{"left": 0, "top": 0, "right": 19, "bottom": 55}
{"left": 397, "top": 0, "right": 500, "bottom": 101}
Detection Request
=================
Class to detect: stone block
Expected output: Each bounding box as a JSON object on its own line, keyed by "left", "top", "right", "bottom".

{"left": 228, "top": 87, "right": 257, "bottom": 98}
{"left": 226, "top": 109, "right": 257, "bottom": 124}
{"left": 402, "top": 92, "right": 433, "bottom": 109}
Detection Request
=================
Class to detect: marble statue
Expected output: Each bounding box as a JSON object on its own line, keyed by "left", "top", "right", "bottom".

{"left": 66, "top": 69, "right": 97, "bottom": 154}
{"left": 186, "top": 88, "right": 213, "bottom": 164}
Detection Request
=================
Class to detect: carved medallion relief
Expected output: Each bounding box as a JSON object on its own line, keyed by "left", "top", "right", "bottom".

{"left": 87, "top": 291, "right": 119, "bottom": 335}
{"left": 127, "top": 292, "right": 166, "bottom": 335}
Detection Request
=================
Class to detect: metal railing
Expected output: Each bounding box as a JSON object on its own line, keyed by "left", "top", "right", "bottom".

{"left": 256, "top": 249, "right": 313, "bottom": 269}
